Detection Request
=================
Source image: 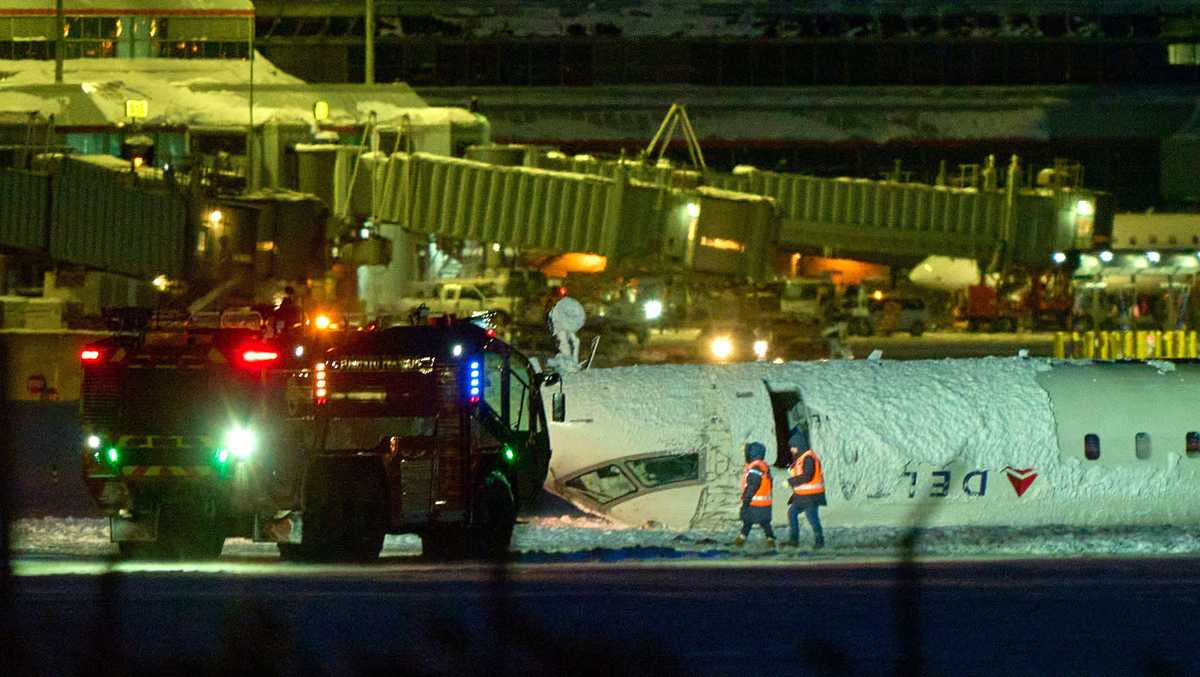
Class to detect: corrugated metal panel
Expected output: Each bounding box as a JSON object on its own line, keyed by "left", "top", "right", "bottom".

{"left": 0, "top": 168, "right": 49, "bottom": 252}
{"left": 375, "top": 152, "right": 628, "bottom": 255}
{"left": 50, "top": 159, "right": 188, "bottom": 278}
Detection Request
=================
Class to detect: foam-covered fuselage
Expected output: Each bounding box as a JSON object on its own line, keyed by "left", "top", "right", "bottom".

{"left": 545, "top": 358, "right": 1200, "bottom": 530}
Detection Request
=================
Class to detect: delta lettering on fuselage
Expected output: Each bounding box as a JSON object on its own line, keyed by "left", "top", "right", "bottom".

{"left": 867, "top": 467, "right": 1038, "bottom": 500}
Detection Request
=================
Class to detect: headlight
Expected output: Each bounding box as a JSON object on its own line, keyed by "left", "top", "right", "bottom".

{"left": 86, "top": 434, "right": 102, "bottom": 450}
{"left": 644, "top": 300, "right": 663, "bottom": 321}
{"left": 223, "top": 425, "right": 257, "bottom": 460}
{"left": 710, "top": 336, "right": 734, "bottom": 360}
{"left": 753, "top": 340, "right": 769, "bottom": 359}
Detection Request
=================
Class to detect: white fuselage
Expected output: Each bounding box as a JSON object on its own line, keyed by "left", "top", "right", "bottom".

{"left": 545, "top": 359, "right": 1200, "bottom": 531}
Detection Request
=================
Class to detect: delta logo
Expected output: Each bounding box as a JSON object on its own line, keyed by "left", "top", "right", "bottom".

{"left": 1004, "top": 466, "right": 1038, "bottom": 497}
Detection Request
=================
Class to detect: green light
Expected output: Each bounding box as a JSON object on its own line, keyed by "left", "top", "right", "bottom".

{"left": 216, "top": 449, "right": 230, "bottom": 464}
{"left": 106, "top": 447, "right": 119, "bottom": 464}
{"left": 92, "top": 451, "right": 101, "bottom": 464}
{"left": 503, "top": 446, "right": 516, "bottom": 463}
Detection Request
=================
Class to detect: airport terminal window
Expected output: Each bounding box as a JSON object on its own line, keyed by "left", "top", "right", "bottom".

{"left": 564, "top": 465, "right": 636, "bottom": 504}
{"left": 1136, "top": 432, "right": 1152, "bottom": 460}
{"left": 1084, "top": 434, "right": 1101, "bottom": 460}
{"left": 1188, "top": 432, "right": 1200, "bottom": 458}
{"left": 627, "top": 453, "right": 700, "bottom": 488}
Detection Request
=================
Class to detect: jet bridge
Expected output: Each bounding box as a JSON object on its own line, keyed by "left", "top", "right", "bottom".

{"left": 314, "top": 145, "right": 1112, "bottom": 277}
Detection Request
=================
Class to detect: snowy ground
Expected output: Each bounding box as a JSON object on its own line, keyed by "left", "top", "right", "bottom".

{"left": 11, "top": 515, "right": 1200, "bottom": 565}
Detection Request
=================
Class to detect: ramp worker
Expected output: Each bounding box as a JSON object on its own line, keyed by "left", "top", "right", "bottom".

{"left": 734, "top": 442, "right": 776, "bottom": 548}
{"left": 784, "top": 427, "right": 826, "bottom": 549}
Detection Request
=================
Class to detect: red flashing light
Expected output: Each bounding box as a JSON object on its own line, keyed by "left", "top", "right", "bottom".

{"left": 486, "top": 328, "right": 497, "bottom": 337}
{"left": 241, "top": 349, "right": 279, "bottom": 363}
{"left": 80, "top": 349, "right": 102, "bottom": 362}
{"left": 558, "top": 286, "right": 567, "bottom": 297}
{"left": 468, "top": 395, "right": 481, "bottom": 404}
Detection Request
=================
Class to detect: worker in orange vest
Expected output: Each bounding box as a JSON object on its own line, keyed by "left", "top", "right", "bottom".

{"left": 734, "top": 441, "right": 776, "bottom": 548}
{"left": 784, "top": 427, "right": 826, "bottom": 549}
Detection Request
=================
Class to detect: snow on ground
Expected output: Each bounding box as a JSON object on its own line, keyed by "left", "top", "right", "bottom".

{"left": 10, "top": 516, "right": 1200, "bottom": 563}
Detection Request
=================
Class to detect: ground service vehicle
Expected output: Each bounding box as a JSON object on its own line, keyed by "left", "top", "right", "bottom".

{"left": 292, "top": 322, "right": 554, "bottom": 560}
{"left": 80, "top": 309, "right": 308, "bottom": 559}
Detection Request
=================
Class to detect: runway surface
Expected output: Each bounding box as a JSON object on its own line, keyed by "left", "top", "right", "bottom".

{"left": 6, "top": 549, "right": 1200, "bottom": 676}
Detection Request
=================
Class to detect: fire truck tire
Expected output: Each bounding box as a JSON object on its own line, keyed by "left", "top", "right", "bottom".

{"left": 473, "top": 471, "right": 516, "bottom": 560}
{"left": 420, "top": 472, "right": 515, "bottom": 561}
{"left": 298, "top": 460, "right": 387, "bottom": 562}
{"left": 117, "top": 498, "right": 224, "bottom": 560}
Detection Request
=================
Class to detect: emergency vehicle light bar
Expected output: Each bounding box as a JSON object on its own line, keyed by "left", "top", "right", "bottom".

{"left": 80, "top": 349, "right": 102, "bottom": 362}
{"left": 467, "top": 359, "right": 481, "bottom": 403}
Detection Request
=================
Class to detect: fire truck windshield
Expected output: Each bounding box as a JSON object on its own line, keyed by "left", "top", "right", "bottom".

{"left": 323, "top": 416, "right": 435, "bottom": 451}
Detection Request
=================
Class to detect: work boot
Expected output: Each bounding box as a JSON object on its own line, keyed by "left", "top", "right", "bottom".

{"left": 732, "top": 535, "right": 746, "bottom": 548}
{"left": 765, "top": 538, "right": 776, "bottom": 549}
{"left": 814, "top": 538, "right": 825, "bottom": 550}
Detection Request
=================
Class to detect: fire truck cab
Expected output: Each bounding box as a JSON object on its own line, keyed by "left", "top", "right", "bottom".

{"left": 290, "top": 321, "right": 554, "bottom": 560}
{"left": 80, "top": 308, "right": 312, "bottom": 559}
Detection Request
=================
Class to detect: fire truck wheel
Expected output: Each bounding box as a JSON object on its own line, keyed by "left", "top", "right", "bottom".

{"left": 164, "top": 498, "right": 226, "bottom": 560}
{"left": 300, "top": 460, "right": 387, "bottom": 562}
{"left": 345, "top": 469, "right": 387, "bottom": 562}
{"left": 474, "top": 471, "right": 516, "bottom": 560}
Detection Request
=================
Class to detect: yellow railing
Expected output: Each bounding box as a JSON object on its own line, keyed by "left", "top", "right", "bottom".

{"left": 1053, "top": 330, "right": 1199, "bottom": 359}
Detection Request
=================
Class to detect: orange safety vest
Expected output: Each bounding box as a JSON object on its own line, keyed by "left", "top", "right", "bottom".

{"left": 742, "top": 459, "right": 773, "bottom": 507}
{"left": 789, "top": 449, "right": 825, "bottom": 496}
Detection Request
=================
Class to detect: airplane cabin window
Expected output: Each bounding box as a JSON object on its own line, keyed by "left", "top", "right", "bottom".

{"left": 1135, "top": 432, "right": 1152, "bottom": 460}
{"left": 564, "top": 465, "right": 637, "bottom": 504}
{"left": 1188, "top": 432, "right": 1200, "bottom": 458}
{"left": 1084, "top": 434, "right": 1100, "bottom": 460}
{"left": 626, "top": 453, "right": 700, "bottom": 488}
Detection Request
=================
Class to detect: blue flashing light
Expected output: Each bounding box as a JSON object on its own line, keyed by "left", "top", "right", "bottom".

{"left": 469, "top": 361, "right": 480, "bottom": 370}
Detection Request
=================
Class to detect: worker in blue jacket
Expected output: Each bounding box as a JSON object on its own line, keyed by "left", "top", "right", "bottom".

{"left": 734, "top": 442, "right": 776, "bottom": 548}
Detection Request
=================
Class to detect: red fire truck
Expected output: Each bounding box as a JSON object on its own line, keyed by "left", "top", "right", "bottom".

{"left": 291, "top": 321, "right": 555, "bottom": 560}
{"left": 79, "top": 308, "right": 313, "bottom": 559}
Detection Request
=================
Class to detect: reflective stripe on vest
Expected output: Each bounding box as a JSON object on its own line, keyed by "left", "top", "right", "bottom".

{"left": 789, "top": 449, "right": 824, "bottom": 496}
{"left": 742, "top": 460, "right": 772, "bottom": 507}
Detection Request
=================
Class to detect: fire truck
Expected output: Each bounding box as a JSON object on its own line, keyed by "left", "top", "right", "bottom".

{"left": 79, "top": 307, "right": 314, "bottom": 559}
{"left": 291, "top": 321, "right": 555, "bottom": 560}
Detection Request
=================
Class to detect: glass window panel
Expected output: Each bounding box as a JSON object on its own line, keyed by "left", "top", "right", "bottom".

{"left": 1135, "top": 432, "right": 1151, "bottom": 460}
{"left": 1084, "top": 433, "right": 1100, "bottom": 460}
{"left": 564, "top": 465, "right": 636, "bottom": 504}
{"left": 483, "top": 351, "right": 503, "bottom": 417}
{"left": 627, "top": 453, "right": 700, "bottom": 488}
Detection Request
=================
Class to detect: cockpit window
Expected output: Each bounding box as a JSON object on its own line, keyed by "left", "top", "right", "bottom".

{"left": 564, "top": 465, "right": 636, "bottom": 504}
{"left": 626, "top": 453, "right": 700, "bottom": 488}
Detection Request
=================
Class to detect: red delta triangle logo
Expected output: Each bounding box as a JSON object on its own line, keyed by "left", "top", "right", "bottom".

{"left": 1004, "top": 466, "right": 1038, "bottom": 497}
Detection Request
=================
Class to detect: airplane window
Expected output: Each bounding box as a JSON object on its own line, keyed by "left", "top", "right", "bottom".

{"left": 1084, "top": 434, "right": 1100, "bottom": 460}
{"left": 1135, "top": 432, "right": 1152, "bottom": 460}
{"left": 564, "top": 465, "right": 636, "bottom": 504}
{"left": 627, "top": 453, "right": 700, "bottom": 488}
{"left": 1188, "top": 432, "right": 1200, "bottom": 458}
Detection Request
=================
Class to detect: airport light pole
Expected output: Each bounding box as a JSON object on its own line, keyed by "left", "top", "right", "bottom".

{"left": 54, "top": 0, "right": 63, "bottom": 83}
{"left": 365, "top": 0, "right": 375, "bottom": 84}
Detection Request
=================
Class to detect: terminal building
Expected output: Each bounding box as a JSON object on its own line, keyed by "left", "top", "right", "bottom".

{"left": 250, "top": 0, "right": 1200, "bottom": 213}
